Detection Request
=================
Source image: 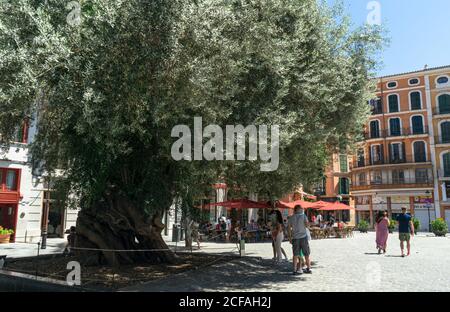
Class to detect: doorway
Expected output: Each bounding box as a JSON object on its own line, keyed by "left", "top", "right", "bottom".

{"left": 0, "top": 204, "right": 17, "bottom": 240}
{"left": 41, "top": 191, "right": 65, "bottom": 238}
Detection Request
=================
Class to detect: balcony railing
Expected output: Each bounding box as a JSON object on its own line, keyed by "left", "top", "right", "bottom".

{"left": 435, "top": 136, "right": 450, "bottom": 144}
{"left": 351, "top": 178, "right": 433, "bottom": 191}
{"left": 371, "top": 107, "right": 383, "bottom": 115}
{"left": 433, "top": 107, "right": 450, "bottom": 115}
{"left": 364, "top": 127, "right": 429, "bottom": 140}
{"left": 437, "top": 169, "right": 450, "bottom": 178}
{"left": 352, "top": 153, "right": 429, "bottom": 168}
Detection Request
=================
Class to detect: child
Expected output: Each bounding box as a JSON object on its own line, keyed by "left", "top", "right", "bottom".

{"left": 234, "top": 222, "right": 244, "bottom": 241}
{"left": 296, "top": 227, "right": 312, "bottom": 272}
{"left": 63, "top": 226, "right": 76, "bottom": 256}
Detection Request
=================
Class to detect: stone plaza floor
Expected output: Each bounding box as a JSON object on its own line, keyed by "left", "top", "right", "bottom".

{"left": 131, "top": 231, "right": 450, "bottom": 292}
{"left": 0, "top": 239, "right": 66, "bottom": 259}
{"left": 1, "top": 233, "right": 449, "bottom": 292}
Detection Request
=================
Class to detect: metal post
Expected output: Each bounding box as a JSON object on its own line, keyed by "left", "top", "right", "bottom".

{"left": 425, "top": 191, "right": 432, "bottom": 232}
{"left": 36, "top": 242, "right": 40, "bottom": 278}
{"left": 41, "top": 177, "right": 51, "bottom": 249}
{"left": 427, "top": 204, "right": 431, "bottom": 232}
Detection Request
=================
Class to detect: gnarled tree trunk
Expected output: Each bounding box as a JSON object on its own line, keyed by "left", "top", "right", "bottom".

{"left": 74, "top": 192, "right": 177, "bottom": 266}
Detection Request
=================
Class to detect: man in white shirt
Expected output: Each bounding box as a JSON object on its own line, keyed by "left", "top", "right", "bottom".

{"left": 316, "top": 213, "right": 323, "bottom": 226}
{"left": 288, "top": 205, "right": 312, "bottom": 275}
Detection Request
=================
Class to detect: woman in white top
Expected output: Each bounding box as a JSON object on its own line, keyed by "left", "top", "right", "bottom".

{"left": 273, "top": 210, "right": 288, "bottom": 263}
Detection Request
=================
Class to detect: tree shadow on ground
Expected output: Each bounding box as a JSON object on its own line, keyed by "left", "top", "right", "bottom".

{"left": 121, "top": 256, "right": 320, "bottom": 292}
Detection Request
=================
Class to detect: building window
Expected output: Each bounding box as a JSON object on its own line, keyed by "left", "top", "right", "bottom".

{"left": 438, "top": 94, "right": 450, "bottom": 114}
{"left": 339, "top": 155, "right": 348, "bottom": 173}
{"left": 0, "top": 169, "right": 19, "bottom": 192}
{"left": 437, "top": 76, "right": 449, "bottom": 84}
{"left": 392, "top": 170, "right": 405, "bottom": 184}
{"left": 370, "top": 171, "right": 382, "bottom": 184}
{"left": 415, "top": 169, "right": 429, "bottom": 183}
{"left": 413, "top": 141, "right": 426, "bottom": 162}
{"left": 357, "top": 149, "right": 365, "bottom": 167}
{"left": 369, "top": 98, "right": 383, "bottom": 115}
{"left": 410, "top": 92, "right": 422, "bottom": 110}
{"left": 389, "top": 143, "right": 404, "bottom": 163}
{"left": 440, "top": 121, "right": 450, "bottom": 144}
{"left": 388, "top": 94, "right": 399, "bottom": 113}
{"left": 371, "top": 145, "right": 383, "bottom": 165}
{"left": 445, "top": 182, "right": 450, "bottom": 199}
{"left": 387, "top": 82, "right": 397, "bottom": 89}
{"left": 339, "top": 178, "right": 349, "bottom": 195}
{"left": 389, "top": 118, "right": 401, "bottom": 136}
{"left": 443, "top": 153, "right": 450, "bottom": 177}
{"left": 409, "top": 78, "right": 419, "bottom": 86}
{"left": 13, "top": 122, "right": 29, "bottom": 144}
{"left": 370, "top": 120, "right": 380, "bottom": 138}
{"left": 359, "top": 173, "right": 366, "bottom": 186}
{"left": 411, "top": 115, "right": 424, "bottom": 134}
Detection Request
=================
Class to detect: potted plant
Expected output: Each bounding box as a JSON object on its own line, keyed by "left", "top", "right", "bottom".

{"left": 0, "top": 226, "right": 14, "bottom": 244}
{"left": 388, "top": 220, "right": 397, "bottom": 234}
{"left": 430, "top": 218, "right": 448, "bottom": 237}
{"left": 412, "top": 218, "right": 420, "bottom": 234}
{"left": 358, "top": 220, "right": 369, "bottom": 233}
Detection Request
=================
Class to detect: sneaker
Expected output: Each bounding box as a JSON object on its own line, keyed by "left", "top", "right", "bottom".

{"left": 293, "top": 271, "right": 302, "bottom": 276}
{"left": 303, "top": 268, "right": 312, "bottom": 274}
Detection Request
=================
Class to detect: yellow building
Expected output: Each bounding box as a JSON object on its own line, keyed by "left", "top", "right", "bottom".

{"left": 314, "top": 153, "right": 356, "bottom": 226}
{"left": 427, "top": 66, "right": 450, "bottom": 226}
{"left": 350, "top": 65, "right": 450, "bottom": 231}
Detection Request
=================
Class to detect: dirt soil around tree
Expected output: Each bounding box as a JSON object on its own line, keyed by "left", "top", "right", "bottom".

{"left": 4, "top": 252, "right": 235, "bottom": 291}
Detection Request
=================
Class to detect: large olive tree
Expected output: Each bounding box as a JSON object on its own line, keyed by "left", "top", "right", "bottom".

{"left": 0, "top": 0, "right": 383, "bottom": 265}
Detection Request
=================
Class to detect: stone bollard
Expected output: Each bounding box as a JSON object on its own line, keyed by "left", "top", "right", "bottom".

{"left": 239, "top": 239, "right": 245, "bottom": 257}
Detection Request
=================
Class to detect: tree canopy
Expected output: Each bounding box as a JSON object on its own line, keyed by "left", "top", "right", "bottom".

{"left": 0, "top": 0, "right": 384, "bottom": 263}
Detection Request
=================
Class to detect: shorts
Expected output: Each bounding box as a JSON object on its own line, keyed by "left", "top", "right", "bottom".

{"left": 399, "top": 233, "right": 411, "bottom": 242}
{"left": 292, "top": 237, "right": 310, "bottom": 257}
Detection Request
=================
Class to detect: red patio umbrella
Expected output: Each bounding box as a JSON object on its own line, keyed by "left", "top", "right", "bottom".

{"left": 318, "top": 202, "right": 354, "bottom": 211}
{"left": 277, "top": 200, "right": 318, "bottom": 209}
{"left": 310, "top": 201, "right": 333, "bottom": 209}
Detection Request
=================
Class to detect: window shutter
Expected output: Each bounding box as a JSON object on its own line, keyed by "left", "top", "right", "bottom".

{"left": 402, "top": 142, "right": 406, "bottom": 161}
{"left": 388, "top": 144, "right": 392, "bottom": 164}
{"left": 380, "top": 144, "right": 384, "bottom": 163}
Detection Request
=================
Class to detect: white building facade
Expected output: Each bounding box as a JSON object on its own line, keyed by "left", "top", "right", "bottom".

{"left": 0, "top": 120, "right": 78, "bottom": 243}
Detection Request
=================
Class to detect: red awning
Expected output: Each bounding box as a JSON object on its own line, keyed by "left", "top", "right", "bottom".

{"left": 318, "top": 202, "right": 355, "bottom": 211}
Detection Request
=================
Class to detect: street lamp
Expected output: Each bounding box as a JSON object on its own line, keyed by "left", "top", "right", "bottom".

{"left": 425, "top": 190, "right": 432, "bottom": 232}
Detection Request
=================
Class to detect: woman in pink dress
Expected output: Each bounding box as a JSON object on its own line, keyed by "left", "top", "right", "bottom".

{"left": 375, "top": 211, "right": 390, "bottom": 254}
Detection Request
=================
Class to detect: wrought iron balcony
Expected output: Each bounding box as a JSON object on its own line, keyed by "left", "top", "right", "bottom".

{"left": 364, "top": 127, "right": 429, "bottom": 140}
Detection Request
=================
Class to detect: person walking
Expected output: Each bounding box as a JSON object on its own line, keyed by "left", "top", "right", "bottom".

{"left": 268, "top": 206, "right": 288, "bottom": 263}
{"left": 316, "top": 212, "right": 323, "bottom": 227}
{"left": 396, "top": 207, "right": 414, "bottom": 257}
{"left": 287, "top": 205, "right": 312, "bottom": 275}
{"left": 226, "top": 217, "right": 232, "bottom": 241}
{"left": 375, "top": 211, "right": 390, "bottom": 254}
{"left": 190, "top": 220, "right": 201, "bottom": 250}
{"left": 273, "top": 210, "right": 288, "bottom": 263}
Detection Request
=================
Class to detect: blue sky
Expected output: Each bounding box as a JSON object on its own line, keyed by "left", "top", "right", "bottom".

{"left": 329, "top": 0, "right": 450, "bottom": 77}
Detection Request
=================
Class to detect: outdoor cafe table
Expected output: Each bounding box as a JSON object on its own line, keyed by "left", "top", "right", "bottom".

{"left": 245, "top": 230, "right": 271, "bottom": 242}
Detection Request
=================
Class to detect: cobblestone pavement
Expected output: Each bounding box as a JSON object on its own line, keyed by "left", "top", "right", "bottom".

{"left": 129, "top": 232, "right": 450, "bottom": 292}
